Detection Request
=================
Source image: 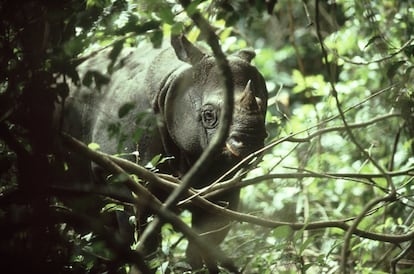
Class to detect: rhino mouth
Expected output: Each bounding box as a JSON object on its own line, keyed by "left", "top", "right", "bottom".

{"left": 226, "top": 141, "right": 242, "bottom": 157}
{"left": 225, "top": 135, "right": 265, "bottom": 158}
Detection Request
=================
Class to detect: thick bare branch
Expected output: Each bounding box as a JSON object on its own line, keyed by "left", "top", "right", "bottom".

{"left": 61, "top": 133, "right": 237, "bottom": 273}
{"left": 314, "top": 1, "right": 397, "bottom": 272}
{"left": 93, "top": 147, "right": 414, "bottom": 246}
{"left": 136, "top": 2, "right": 236, "bottom": 271}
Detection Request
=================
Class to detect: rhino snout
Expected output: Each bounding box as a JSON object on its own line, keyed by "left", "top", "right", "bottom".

{"left": 225, "top": 134, "right": 264, "bottom": 158}
{"left": 226, "top": 137, "right": 244, "bottom": 157}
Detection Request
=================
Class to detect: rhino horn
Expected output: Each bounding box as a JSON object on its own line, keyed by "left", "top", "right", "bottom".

{"left": 240, "top": 80, "right": 260, "bottom": 111}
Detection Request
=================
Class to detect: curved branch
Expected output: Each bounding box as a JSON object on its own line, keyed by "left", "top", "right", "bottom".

{"left": 227, "top": 85, "right": 399, "bottom": 177}
{"left": 163, "top": 0, "right": 234, "bottom": 209}
{"left": 340, "top": 194, "right": 397, "bottom": 273}
{"left": 135, "top": 6, "right": 236, "bottom": 272}
{"left": 390, "top": 240, "right": 414, "bottom": 274}
{"left": 61, "top": 133, "right": 237, "bottom": 273}
{"left": 63, "top": 132, "right": 414, "bottom": 271}
{"left": 329, "top": 38, "right": 414, "bottom": 66}
{"left": 206, "top": 167, "right": 414, "bottom": 197}
{"left": 286, "top": 113, "right": 400, "bottom": 143}
{"left": 182, "top": 112, "right": 402, "bottom": 202}
{"left": 100, "top": 148, "right": 414, "bottom": 245}
{"left": 314, "top": 1, "right": 397, "bottom": 272}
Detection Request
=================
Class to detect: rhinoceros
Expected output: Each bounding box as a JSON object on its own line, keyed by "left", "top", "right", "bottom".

{"left": 62, "top": 35, "right": 268, "bottom": 270}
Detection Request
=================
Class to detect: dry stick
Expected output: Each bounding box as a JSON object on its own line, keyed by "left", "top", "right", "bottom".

{"left": 161, "top": 1, "right": 234, "bottom": 210}
{"left": 388, "top": 125, "right": 402, "bottom": 171}
{"left": 212, "top": 111, "right": 401, "bottom": 195}
{"left": 286, "top": 113, "right": 400, "bottom": 143}
{"left": 177, "top": 135, "right": 292, "bottom": 205}
{"left": 330, "top": 37, "right": 414, "bottom": 66}
{"left": 214, "top": 83, "right": 398, "bottom": 195}
{"left": 374, "top": 201, "right": 414, "bottom": 271}
{"left": 52, "top": 205, "right": 150, "bottom": 272}
{"left": 55, "top": 146, "right": 414, "bottom": 266}
{"left": 207, "top": 165, "right": 414, "bottom": 200}
{"left": 71, "top": 21, "right": 160, "bottom": 66}
{"left": 288, "top": 1, "right": 306, "bottom": 74}
{"left": 314, "top": 1, "right": 397, "bottom": 273}
{"left": 183, "top": 112, "right": 400, "bottom": 202}
{"left": 106, "top": 150, "right": 414, "bottom": 245}
{"left": 61, "top": 134, "right": 236, "bottom": 273}
{"left": 390, "top": 240, "right": 414, "bottom": 274}
{"left": 136, "top": 2, "right": 235, "bottom": 271}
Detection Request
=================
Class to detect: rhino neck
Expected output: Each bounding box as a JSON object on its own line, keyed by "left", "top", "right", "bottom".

{"left": 143, "top": 44, "right": 193, "bottom": 177}
{"left": 145, "top": 47, "right": 190, "bottom": 112}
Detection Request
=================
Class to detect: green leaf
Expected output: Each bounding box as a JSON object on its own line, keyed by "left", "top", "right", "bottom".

{"left": 118, "top": 102, "right": 135, "bottom": 118}
{"left": 109, "top": 173, "right": 130, "bottom": 184}
{"left": 83, "top": 70, "right": 110, "bottom": 90}
{"left": 92, "top": 71, "right": 110, "bottom": 90}
{"left": 150, "top": 154, "right": 162, "bottom": 167}
{"left": 272, "top": 225, "right": 292, "bottom": 239}
{"left": 56, "top": 82, "right": 70, "bottom": 100}
{"left": 185, "top": 0, "right": 203, "bottom": 16}
{"left": 403, "top": 44, "right": 414, "bottom": 57}
{"left": 299, "top": 234, "right": 318, "bottom": 254}
{"left": 150, "top": 30, "right": 164, "bottom": 48}
{"left": 100, "top": 203, "right": 124, "bottom": 213}
{"left": 364, "top": 35, "right": 382, "bottom": 49}
{"left": 147, "top": 154, "right": 175, "bottom": 169}
{"left": 157, "top": 7, "right": 175, "bottom": 25}
{"left": 86, "top": 0, "right": 108, "bottom": 8}
{"left": 88, "top": 143, "right": 100, "bottom": 150}
{"left": 171, "top": 22, "right": 185, "bottom": 35}
{"left": 108, "top": 40, "right": 124, "bottom": 72}
{"left": 387, "top": 60, "right": 406, "bottom": 80}
{"left": 157, "top": 156, "right": 174, "bottom": 165}
{"left": 82, "top": 70, "right": 94, "bottom": 87}
{"left": 63, "top": 36, "right": 86, "bottom": 57}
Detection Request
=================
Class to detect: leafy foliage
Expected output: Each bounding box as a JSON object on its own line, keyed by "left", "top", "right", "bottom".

{"left": 1, "top": 0, "right": 414, "bottom": 273}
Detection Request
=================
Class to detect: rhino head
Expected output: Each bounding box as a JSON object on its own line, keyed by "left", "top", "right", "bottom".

{"left": 160, "top": 35, "right": 268, "bottom": 178}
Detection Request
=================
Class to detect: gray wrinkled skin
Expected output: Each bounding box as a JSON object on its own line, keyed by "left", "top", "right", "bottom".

{"left": 62, "top": 35, "right": 268, "bottom": 270}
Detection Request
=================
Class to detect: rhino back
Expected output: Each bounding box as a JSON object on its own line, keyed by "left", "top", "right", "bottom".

{"left": 65, "top": 41, "right": 185, "bottom": 166}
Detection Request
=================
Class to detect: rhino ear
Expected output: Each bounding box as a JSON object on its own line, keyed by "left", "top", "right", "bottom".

{"left": 235, "top": 49, "right": 256, "bottom": 63}
{"left": 171, "top": 34, "right": 205, "bottom": 65}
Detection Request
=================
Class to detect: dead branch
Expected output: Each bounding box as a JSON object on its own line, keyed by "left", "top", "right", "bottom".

{"left": 93, "top": 144, "right": 414, "bottom": 246}
{"left": 61, "top": 133, "right": 237, "bottom": 273}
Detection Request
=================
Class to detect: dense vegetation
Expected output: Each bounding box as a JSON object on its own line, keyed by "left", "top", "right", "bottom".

{"left": 1, "top": 0, "right": 414, "bottom": 273}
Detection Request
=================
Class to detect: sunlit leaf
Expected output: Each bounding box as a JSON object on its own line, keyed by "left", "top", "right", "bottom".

{"left": 101, "top": 203, "right": 124, "bottom": 213}
{"left": 88, "top": 142, "right": 100, "bottom": 150}
{"left": 272, "top": 225, "right": 292, "bottom": 239}
{"left": 364, "top": 35, "right": 382, "bottom": 49}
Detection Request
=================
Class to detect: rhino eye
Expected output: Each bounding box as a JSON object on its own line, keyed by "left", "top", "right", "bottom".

{"left": 201, "top": 105, "right": 218, "bottom": 129}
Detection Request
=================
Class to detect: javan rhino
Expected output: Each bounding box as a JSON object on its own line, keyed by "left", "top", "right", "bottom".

{"left": 62, "top": 34, "right": 268, "bottom": 270}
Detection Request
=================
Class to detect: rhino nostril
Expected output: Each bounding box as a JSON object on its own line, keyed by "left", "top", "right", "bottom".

{"left": 226, "top": 137, "right": 245, "bottom": 157}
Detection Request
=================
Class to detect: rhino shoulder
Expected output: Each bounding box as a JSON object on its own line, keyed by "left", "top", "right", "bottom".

{"left": 144, "top": 45, "right": 190, "bottom": 113}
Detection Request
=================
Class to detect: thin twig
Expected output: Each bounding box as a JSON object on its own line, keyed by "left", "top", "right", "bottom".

{"left": 62, "top": 133, "right": 237, "bottom": 272}
{"left": 78, "top": 144, "right": 414, "bottom": 246}
{"left": 314, "top": 1, "right": 397, "bottom": 272}
{"left": 286, "top": 113, "right": 400, "bottom": 143}
{"left": 180, "top": 112, "right": 401, "bottom": 201}
{"left": 390, "top": 240, "right": 414, "bottom": 274}
{"left": 330, "top": 38, "right": 414, "bottom": 66}
{"left": 136, "top": 1, "right": 236, "bottom": 271}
